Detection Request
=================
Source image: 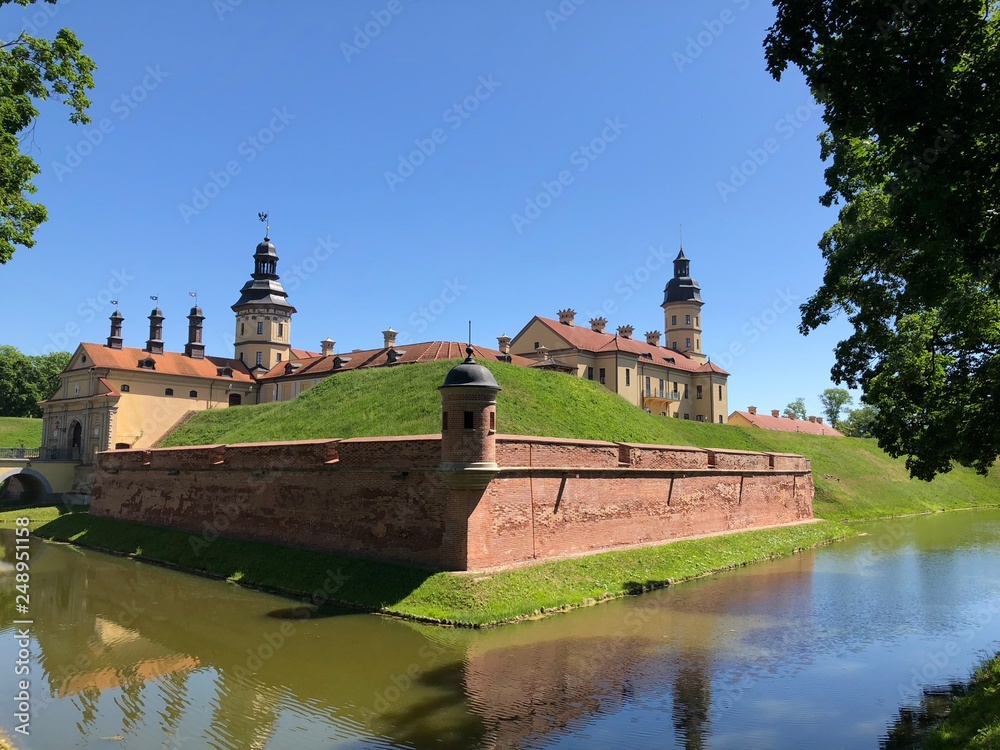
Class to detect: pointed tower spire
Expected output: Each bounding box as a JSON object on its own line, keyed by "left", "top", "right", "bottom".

{"left": 107, "top": 304, "right": 124, "bottom": 350}
{"left": 145, "top": 298, "right": 164, "bottom": 355}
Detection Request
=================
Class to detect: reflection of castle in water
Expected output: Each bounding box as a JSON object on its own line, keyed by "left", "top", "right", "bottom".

{"left": 9, "top": 534, "right": 820, "bottom": 750}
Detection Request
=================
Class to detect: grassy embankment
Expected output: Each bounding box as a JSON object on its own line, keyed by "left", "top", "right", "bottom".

{"left": 929, "top": 653, "right": 1000, "bottom": 749}
{"left": 0, "top": 417, "right": 41, "bottom": 448}
{"left": 25, "top": 359, "right": 1000, "bottom": 626}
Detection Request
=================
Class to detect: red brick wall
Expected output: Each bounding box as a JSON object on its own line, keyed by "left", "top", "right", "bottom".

{"left": 92, "top": 434, "right": 814, "bottom": 572}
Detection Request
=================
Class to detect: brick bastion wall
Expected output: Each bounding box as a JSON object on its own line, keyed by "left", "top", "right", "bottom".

{"left": 90, "top": 434, "right": 815, "bottom": 572}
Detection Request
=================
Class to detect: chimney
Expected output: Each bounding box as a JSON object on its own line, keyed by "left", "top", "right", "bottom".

{"left": 557, "top": 308, "right": 576, "bottom": 326}
{"left": 789, "top": 412, "right": 798, "bottom": 420}
{"left": 107, "top": 309, "right": 124, "bottom": 350}
{"left": 536, "top": 345, "right": 550, "bottom": 360}
{"left": 320, "top": 338, "right": 335, "bottom": 356}
{"left": 145, "top": 306, "right": 164, "bottom": 355}
{"left": 496, "top": 334, "right": 511, "bottom": 355}
{"left": 589, "top": 317, "right": 607, "bottom": 334}
{"left": 645, "top": 330, "right": 662, "bottom": 347}
{"left": 771, "top": 409, "right": 780, "bottom": 418}
{"left": 748, "top": 406, "right": 757, "bottom": 415}
{"left": 617, "top": 325, "right": 634, "bottom": 340}
{"left": 382, "top": 327, "right": 398, "bottom": 349}
{"left": 808, "top": 416, "right": 817, "bottom": 423}
{"left": 816, "top": 417, "right": 824, "bottom": 424}
{"left": 184, "top": 306, "right": 206, "bottom": 359}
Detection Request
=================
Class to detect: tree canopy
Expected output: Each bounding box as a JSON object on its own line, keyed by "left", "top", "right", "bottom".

{"left": 784, "top": 397, "right": 807, "bottom": 420}
{"left": 765, "top": 0, "right": 1000, "bottom": 479}
{"left": 0, "top": 0, "right": 96, "bottom": 264}
{"left": 818, "top": 387, "right": 852, "bottom": 428}
{"left": 0, "top": 345, "right": 69, "bottom": 417}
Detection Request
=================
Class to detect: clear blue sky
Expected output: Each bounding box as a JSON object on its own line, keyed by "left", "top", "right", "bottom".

{"left": 3, "top": 0, "right": 857, "bottom": 418}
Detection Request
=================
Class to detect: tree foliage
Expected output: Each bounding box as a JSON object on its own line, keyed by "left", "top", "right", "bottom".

{"left": 0, "top": 345, "right": 69, "bottom": 417}
{"left": 818, "top": 387, "right": 852, "bottom": 428}
{"left": 0, "top": 0, "right": 96, "bottom": 264}
{"left": 765, "top": 0, "right": 1000, "bottom": 479}
{"left": 841, "top": 404, "right": 879, "bottom": 438}
{"left": 784, "top": 397, "right": 807, "bottom": 420}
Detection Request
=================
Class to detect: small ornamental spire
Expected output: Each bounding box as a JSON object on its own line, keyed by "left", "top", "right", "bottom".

{"left": 258, "top": 211, "right": 269, "bottom": 239}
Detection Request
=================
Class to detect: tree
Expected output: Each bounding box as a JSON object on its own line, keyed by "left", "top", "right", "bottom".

{"left": 818, "top": 387, "right": 852, "bottom": 428}
{"left": 765, "top": 1, "right": 1000, "bottom": 480}
{"left": 0, "top": 0, "right": 96, "bottom": 264}
{"left": 841, "top": 405, "right": 879, "bottom": 439}
{"left": 784, "top": 397, "right": 806, "bottom": 420}
{"left": 0, "top": 345, "right": 69, "bottom": 417}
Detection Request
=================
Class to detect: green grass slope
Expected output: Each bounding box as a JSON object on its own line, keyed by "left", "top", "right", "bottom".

{"left": 161, "top": 360, "right": 1000, "bottom": 521}
{"left": 0, "top": 417, "right": 42, "bottom": 448}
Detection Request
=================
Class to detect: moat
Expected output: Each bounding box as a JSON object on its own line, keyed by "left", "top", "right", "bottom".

{"left": 2, "top": 508, "right": 999, "bottom": 749}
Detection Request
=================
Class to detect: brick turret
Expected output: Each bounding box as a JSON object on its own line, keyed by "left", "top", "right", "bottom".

{"left": 439, "top": 348, "right": 501, "bottom": 489}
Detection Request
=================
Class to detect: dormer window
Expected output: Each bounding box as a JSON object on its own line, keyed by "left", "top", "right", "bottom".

{"left": 333, "top": 356, "right": 352, "bottom": 369}
{"left": 387, "top": 348, "right": 406, "bottom": 364}
{"left": 138, "top": 357, "right": 156, "bottom": 369}
{"left": 284, "top": 362, "right": 301, "bottom": 375}
{"left": 217, "top": 366, "right": 234, "bottom": 378}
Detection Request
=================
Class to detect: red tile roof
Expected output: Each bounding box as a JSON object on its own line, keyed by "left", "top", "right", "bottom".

{"left": 730, "top": 410, "right": 845, "bottom": 437}
{"left": 530, "top": 317, "right": 730, "bottom": 375}
{"left": 75, "top": 343, "right": 255, "bottom": 383}
{"left": 257, "top": 341, "right": 534, "bottom": 382}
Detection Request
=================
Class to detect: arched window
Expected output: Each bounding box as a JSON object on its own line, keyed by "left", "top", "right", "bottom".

{"left": 165, "top": 388, "right": 174, "bottom": 396}
{"left": 189, "top": 390, "right": 198, "bottom": 398}
{"left": 120, "top": 384, "right": 130, "bottom": 393}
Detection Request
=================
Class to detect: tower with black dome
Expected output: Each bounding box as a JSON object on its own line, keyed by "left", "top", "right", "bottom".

{"left": 661, "top": 248, "right": 706, "bottom": 363}
{"left": 232, "top": 223, "right": 296, "bottom": 371}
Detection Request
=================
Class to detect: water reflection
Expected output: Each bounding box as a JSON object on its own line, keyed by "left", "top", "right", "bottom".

{"left": 0, "top": 509, "right": 998, "bottom": 749}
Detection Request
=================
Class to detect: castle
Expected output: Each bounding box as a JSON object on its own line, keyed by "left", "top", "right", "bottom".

{"left": 39, "top": 229, "right": 728, "bottom": 464}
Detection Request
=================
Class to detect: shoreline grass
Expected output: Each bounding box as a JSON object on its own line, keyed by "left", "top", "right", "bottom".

{"left": 11, "top": 508, "right": 853, "bottom": 627}
{"left": 928, "top": 654, "right": 1000, "bottom": 749}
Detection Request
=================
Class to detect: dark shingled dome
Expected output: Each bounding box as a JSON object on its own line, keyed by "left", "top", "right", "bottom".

{"left": 440, "top": 348, "right": 501, "bottom": 390}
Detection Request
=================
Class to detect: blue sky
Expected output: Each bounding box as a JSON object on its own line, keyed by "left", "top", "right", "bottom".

{"left": 3, "top": 0, "right": 857, "bottom": 418}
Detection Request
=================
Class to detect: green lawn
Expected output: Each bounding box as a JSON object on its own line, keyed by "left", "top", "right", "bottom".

{"left": 20, "top": 508, "right": 852, "bottom": 626}
{"left": 0, "top": 417, "right": 41, "bottom": 448}
{"left": 931, "top": 654, "right": 1000, "bottom": 749}
{"left": 161, "top": 359, "right": 1000, "bottom": 522}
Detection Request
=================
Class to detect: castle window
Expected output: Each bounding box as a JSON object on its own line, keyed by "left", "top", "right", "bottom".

{"left": 442, "top": 412, "right": 448, "bottom": 431}
{"left": 278, "top": 323, "right": 284, "bottom": 337}
{"left": 684, "top": 413, "right": 690, "bottom": 420}
{"left": 74, "top": 384, "right": 80, "bottom": 396}
{"left": 683, "top": 384, "right": 689, "bottom": 399}
{"left": 276, "top": 353, "right": 282, "bottom": 363}
{"left": 587, "top": 367, "right": 594, "bottom": 380}
{"left": 120, "top": 384, "right": 130, "bottom": 392}
{"left": 696, "top": 415, "right": 704, "bottom": 422}
{"left": 696, "top": 385, "right": 703, "bottom": 399}
{"left": 696, "top": 317, "right": 700, "bottom": 326}
{"left": 489, "top": 411, "right": 495, "bottom": 432}
{"left": 599, "top": 368, "right": 606, "bottom": 385}
{"left": 257, "top": 322, "right": 264, "bottom": 335}
{"left": 718, "top": 415, "right": 723, "bottom": 424}
{"left": 686, "top": 315, "right": 691, "bottom": 325}
{"left": 464, "top": 411, "right": 474, "bottom": 429}
{"left": 685, "top": 338, "right": 692, "bottom": 349}
{"left": 719, "top": 385, "right": 723, "bottom": 399}
{"left": 241, "top": 323, "right": 245, "bottom": 336}
{"left": 625, "top": 369, "right": 630, "bottom": 386}
{"left": 672, "top": 342, "right": 678, "bottom": 350}
{"left": 165, "top": 388, "right": 174, "bottom": 396}
{"left": 659, "top": 378, "right": 665, "bottom": 391}
{"left": 697, "top": 338, "right": 700, "bottom": 349}
{"left": 256, "top": 352, "right": 263, "bottom": 366}
{"left": 189, "top": 390, "right": 198, "bottom": 398}
{"left": 534, "top": 342, "right": 540, "bottom": 349}
{"left": 671, "top": 315, "right": 677, "bottom": 326}
{"left": 645, "top": 376, "right": 650, "bottom": 391}
{"left": 218, "top": 366, "right": 234, "bottom": 378}
{"left": 81, "top": 355, "right": 87, "bottom": 363}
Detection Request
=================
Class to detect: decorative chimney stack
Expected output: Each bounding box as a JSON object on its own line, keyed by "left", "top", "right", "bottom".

{"left": 645, "top": 330, "right": 661, "bottom": 347}
{"left": 439, "top": 348, "right": 501, "bottom": 490}
{"left": 557, "top": 308, "right": 576, "bottom": 326}
{"left": 145, "top": 305, "right": 164, "bottom": 355}
{"left": 589, "top": 317, "right": 607, "bottom": 334}
{"left": 616, "top": 325, "right": 634, "bottom": 340}
{"left": 107, "top": 309, "right": 124, "bottom": 350}
{"left": 808, "top": 416, "right": 817, "bottom": 423}
{"left": 320, "top": 338, "right": 335, "bottom": 356}
{"left": 771, "top": 409, "right": 780, "bottom": 418}
{"left": 496, "top": 334, "right": 511, "bottom": 355}
{"left": 748, "top": 406, "right": 757, "bottom": 415}
{"left": 382, "top": 327, "right": 398, "bottom": 349}
{"left": 184, "top": 306, "right": 206, "bottom": 359}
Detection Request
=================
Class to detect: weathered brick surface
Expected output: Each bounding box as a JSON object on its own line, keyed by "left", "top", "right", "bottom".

{"left": 92, "top": 435, "right": 815, "bottom": 572}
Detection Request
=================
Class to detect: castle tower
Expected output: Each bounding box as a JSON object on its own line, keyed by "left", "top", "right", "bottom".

{"left": 439, "top": 348, "right": 501, "bottom": 489}
{"left": 184, "top": 305, "right": 206, "bottom": 359}
{"left": 107, "top": 308, "right": 124, "bottom": 349}
{"left": 145, "top": 306, "right": 164, "bottom": 355}
{"left": 232, "top": 231, "right": 295, "bottom": 371}
{"left": 661, "top": 248, "right": 706, "bottom": 363}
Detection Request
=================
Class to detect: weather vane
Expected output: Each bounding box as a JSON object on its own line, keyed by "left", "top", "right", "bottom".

{"left": 189, "top": 291, "right": 198, "bottom": 305}
{"left": 150, "top": 295, "right": 158, "bottom": 302}
{"left": 110, "top": 299, "right": 118, "bottom": 307}
{"left": 258, "top": 211, "right": 269, "bottom": 237}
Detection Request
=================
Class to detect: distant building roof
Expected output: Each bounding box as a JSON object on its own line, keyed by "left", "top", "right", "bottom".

{"left": 729, "top": 410, "right": 844, "bottom": 437}
{"left": 70, "top": 343, "right": 254, "bottom": 383}
{"left": 526, "top": 316, "right": 729, "bottom": 375}
{"left": 257, "top": 341, "right": 534, "bottom": 382}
